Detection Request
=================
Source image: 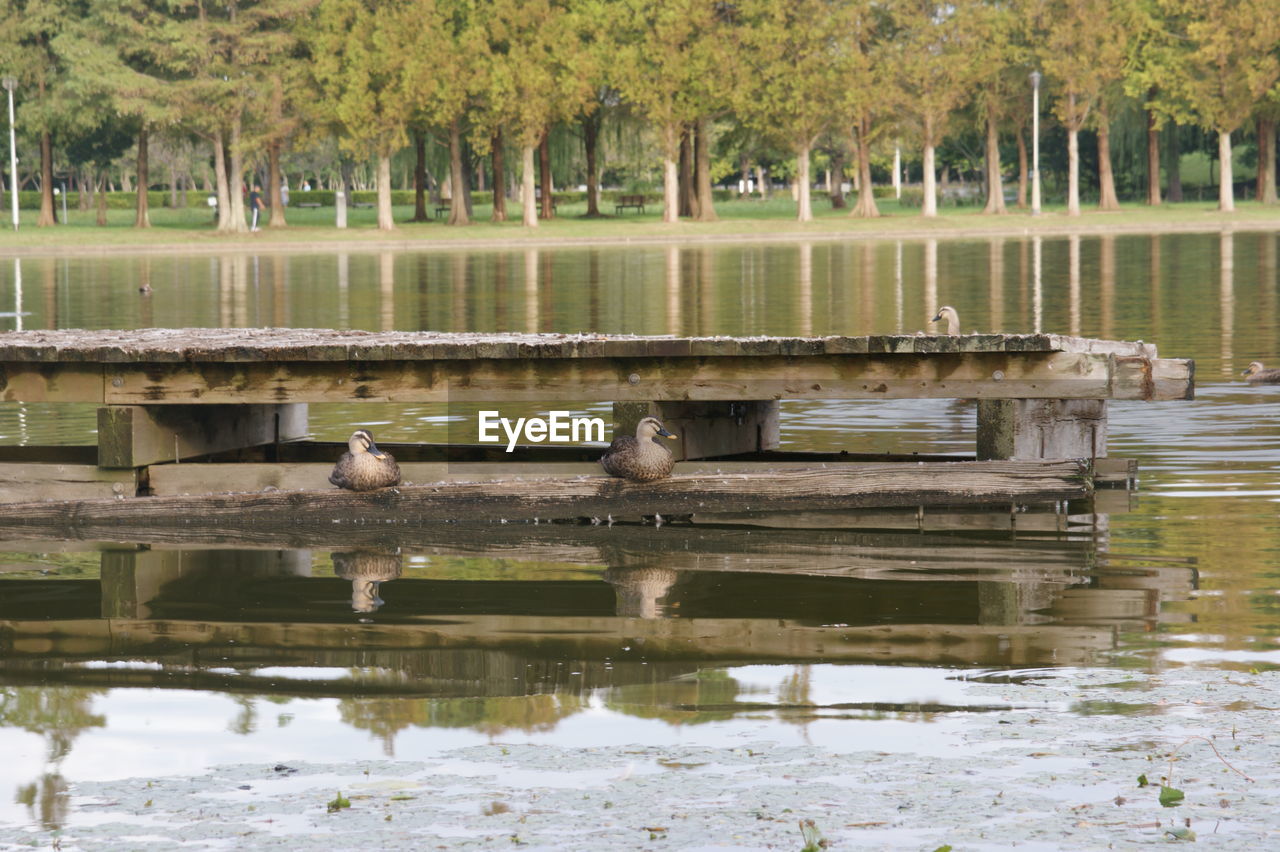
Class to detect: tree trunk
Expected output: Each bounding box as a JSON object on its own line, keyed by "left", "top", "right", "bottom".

{"left": 852, "top": 117, "right": 879, "bottom": 218}
{"left": 1016, "top": 127, "right": 1028, "bottom": 209}
{"left": 1254, "top": 116, "right": 1274, "bottom": 204}
{"left": 1217, "top": 129, "right": 1234, "bottom": 212}
{"left": 411, "top": 131, "right": 428, "bottom": 222}
{"left": 1096, "top": 119, "right": 1119, "bottom": 211}
{"left": 1066, "top": 126, "right": 1080, "bottom": 216}
{"left": 538, "top": 129, "right": 554, "bottom": 220}
{"left": 795, "top": 143, "right": 813, "bottom": 222}
{"left": 267, "top": 140, "right": 286, "bottom": 227}
{"left": 1146, "top": 108, "right": 1161, "bottom": 206}
{"left": 1258, "top": 116, "right": 1277, "bottom": 204}
{"left": 677, "top": 125, "right": 694, "bottom": 218}
{"left": 79, "top": 167, "right": 92, "bottom": 211}
{"left": 226, "top": 118, "right": 248, "bottom": 233}
{"left": 95, "top": 171, "right": 108, "bottom": 226}
{"left": 521, "top": 143, "right": 537, "bottom": 227}
{"left": 756, "top": 164, "right": 769, "bottom": 200}
{"left": 1166, "top": 126, "right": 1183, "bottom": 202}
{"left": 335, "top": 161, "right": 349, "bottom": 228}
{"left": 491, "top": 130, "right": 507, "bottom": 222}
{"left": 662, "top": 124, "right": 679, "bottom": 223}
{"left": 829, "top": 144, "right": 846, "bottom": 209}
{"left": 693, "top": 116, "right": 717, "bottom": 222}
{"left": 213, "top": 128, "right": 233, "bottom": 231}
{"left": 376, "top": 152, "right": 395, "bottom": 230}
{"left": 38, "top": 131, "right": 55, "bottom": 227}
{"left": 583, "top": 112, "right": 601, "bottom": 217}
{"left": 738, "top": 152, "right": 750, "bottom": 198}
{"left": 982, "top": 108, "right": 1006, "bottom": 214}
{"left": 447, "top": 120, "right": 470, "bottom": 226}
{"left": 921, "top": 123, "right": 937, "bottom": 218}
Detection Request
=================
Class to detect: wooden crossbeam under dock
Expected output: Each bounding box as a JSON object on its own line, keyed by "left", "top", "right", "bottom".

{"left": 0, "top": 459, "right": 1090, "bottom": 528}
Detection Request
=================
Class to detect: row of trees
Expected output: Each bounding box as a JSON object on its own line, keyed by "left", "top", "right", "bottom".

{"left": 2, "top": 0, "right": 1278, "bottom": 233}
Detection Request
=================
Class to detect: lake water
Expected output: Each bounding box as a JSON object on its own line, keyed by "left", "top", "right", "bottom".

{"left": 0, "top": 231, "right": 1278, "bottom": 838}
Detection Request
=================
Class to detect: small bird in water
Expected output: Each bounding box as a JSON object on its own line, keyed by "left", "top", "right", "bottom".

{"left": 1241, "top": 361, "right": 1280, "bottom": 384}
{"left": 931, "top": 305, "right": 960, "bottom": 335}
{"left": 329, "top": 429, "right": 401, "bottom": 491}
{"left": 600, "top": 416, "right": 678, "bottom": 482}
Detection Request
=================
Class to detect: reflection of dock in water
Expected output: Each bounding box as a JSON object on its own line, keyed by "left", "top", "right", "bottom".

{"left": 0, "top": 516, "right": 1196, "bottom": 695}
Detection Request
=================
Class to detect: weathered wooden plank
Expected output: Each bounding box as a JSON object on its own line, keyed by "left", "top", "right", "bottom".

{"left": 91, "top": 351, "right": 1178, "bottom": 405}
{"left": 142, "top": 457, "right": 1101, "bottom": 498}
{"left": 97, "top": 404, "right": 309, "bottom": 468}
{"left": 0, "top": 460, "right": 1090, "bottom": 529}
{"left": 0, "top": 328, "right": 1163, "bottom": 362}
{"left": 0, "top": 462, "right": 137, "bottom": 502}
{"left": 0, "top": 363, "right": 103, "bottom": 403}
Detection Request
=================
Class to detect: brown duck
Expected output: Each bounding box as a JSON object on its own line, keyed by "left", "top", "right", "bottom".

{"left": 600, "top": 416, "right": 678, "bottom": 481}
{"left": 329, "top": 429, "right": 402, "bottom": 491}
{"left": 1242, "top": 361, "right": 1280, "bottom": 384}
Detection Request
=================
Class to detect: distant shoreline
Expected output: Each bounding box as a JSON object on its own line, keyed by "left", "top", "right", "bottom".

{"left": 3, "top": 202, "right": 1278, "bottom": 259}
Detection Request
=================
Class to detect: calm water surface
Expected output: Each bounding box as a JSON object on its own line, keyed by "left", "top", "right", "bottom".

{"left": 0, "top": 231, "right": 1278, "bottom": 832}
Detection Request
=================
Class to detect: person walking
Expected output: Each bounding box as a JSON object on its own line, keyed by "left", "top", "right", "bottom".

{"left": 249, "top": 184, "right": 265, "bottom": 232}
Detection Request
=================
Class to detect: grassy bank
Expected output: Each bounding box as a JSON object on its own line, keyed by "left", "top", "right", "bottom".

{"left": 1, "top": 196, "right": 1278, "bottom": 255}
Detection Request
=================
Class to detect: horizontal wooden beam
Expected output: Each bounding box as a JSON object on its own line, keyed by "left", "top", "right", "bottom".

{"left": 0, "top": 460, "right": 1091, "bottom": 530}
{"left": 97, "top": 404, "right": 309, "bottom": 468}
{"left": 0, "top": 462, "right": 136, "bottom": 502}
{"left": 76, "top": 351, "right": 1191, "bottom": 405}
{"left": 0, "top": 328, "right": 1161, "bottom": 362}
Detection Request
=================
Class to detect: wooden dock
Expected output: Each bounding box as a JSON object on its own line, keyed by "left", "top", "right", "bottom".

{"left": 0, "top": 328, "right": 1194, "bottom": 515}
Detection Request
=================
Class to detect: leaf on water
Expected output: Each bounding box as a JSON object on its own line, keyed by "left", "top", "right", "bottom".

{"left": 1137, "top": 774, "right": 1149, "bottom": 787}
{"left": 1159, "top": 785, "right": 1185, "bottom": 807}
{"left": 327, "top": 792, "right": 351, "bottom": 813}
{"left": 1164, "top": 826, "right": 1196, "bottom": 841}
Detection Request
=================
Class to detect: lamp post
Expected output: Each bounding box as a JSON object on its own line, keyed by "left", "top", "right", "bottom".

{"left": 3, "top": 76, "right": 17, "bottom": 231}
{"left": 1030, "top": 71, "right": 1042, "bottom": 216}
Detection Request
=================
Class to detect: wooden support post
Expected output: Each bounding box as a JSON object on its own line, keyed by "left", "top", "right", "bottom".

{"left": 97, "top": 404, "right": 308, "bottom": 468}
{"left": 976, "top": 399, "right": 1106, "bottom": 461}
{"left": 612, "top": 401, "right": 780, "bottom": 461}
{"left": 100, "top": 548, "right": 313, "bottom": 619}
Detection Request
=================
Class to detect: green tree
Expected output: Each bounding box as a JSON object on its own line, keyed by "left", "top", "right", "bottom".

{"left": 888, "top": 0, "right": 983, "bottom": 218}
{"left": 400, "top": 0, "right": 486, "bottom": 226}
{"left": 0, "top": 0, "right": 89, "bottom": 227}
{"left": 1036, "top": 0, "right": 1130, "bottom": 215}
{"left": 613, "top": 0, "right": 725, "bottom": 223}
{"left": 303, "top": 0, "right": 413, "bottom": 229}
{"left": 485, "top": 0, "right": 594, "bottom": 227}
{"left": 735, "top": 0, "right": 853, "bottom": 222}
{"left": 1156, "top": 0, "right": 1280, "bottom": 211}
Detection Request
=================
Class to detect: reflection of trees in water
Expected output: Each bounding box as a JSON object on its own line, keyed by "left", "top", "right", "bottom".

{"left": 339, "top": 693, "right": 587, "bottom": 753}
{"left": 0, "top": 686, "right": 106, "bottom": 830}
{"left": 603, "top": 669, "right": 748, "bottom": 725}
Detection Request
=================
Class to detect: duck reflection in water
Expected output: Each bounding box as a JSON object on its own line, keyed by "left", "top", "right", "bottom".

{"left": 332, "top": 549, "right": 403, "bottom": 613}
{"left": 604, "top": 566, "right": 679, "bottom": 618}
{"left": 1242, "top": 361, "right": 1280, "bottom": 384}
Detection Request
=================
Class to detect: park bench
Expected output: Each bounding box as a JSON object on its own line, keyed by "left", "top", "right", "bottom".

{"left": 294, "top": 201, "right": 322, "bottom": 208}
{"left": 615, "top": 194, "right": 645, "bottom": 214}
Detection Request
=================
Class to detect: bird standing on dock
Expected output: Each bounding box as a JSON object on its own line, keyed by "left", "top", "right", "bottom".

{"left": 1241, "top": 361, "right": 1280, "bottom": 384}
{"left": 931, "top": 306, "right": 960, "bottom": 335}
{"left": 329, "top": 429, "right": 401, "bottom": 491}
{"left": 600, "top": 416, "right": 678, "bottom": 481}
